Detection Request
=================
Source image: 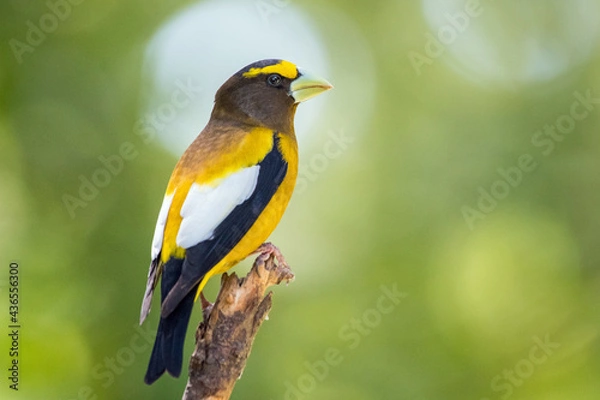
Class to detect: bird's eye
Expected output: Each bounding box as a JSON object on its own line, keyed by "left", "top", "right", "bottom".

{"left": 267, "top": 74, "right": 282, "bottom": 87}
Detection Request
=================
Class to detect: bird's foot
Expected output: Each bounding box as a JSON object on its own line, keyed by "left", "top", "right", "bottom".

{"left": 253, "top": 242, "right": 289, "bottom": 269}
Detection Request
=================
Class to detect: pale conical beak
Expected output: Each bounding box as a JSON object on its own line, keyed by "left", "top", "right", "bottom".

{"left": 290, "top": 68, "right": 333, "bottom": 103}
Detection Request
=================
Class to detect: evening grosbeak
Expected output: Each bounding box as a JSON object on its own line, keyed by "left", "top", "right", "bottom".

{"left": 139, "top": 59, "right": 332, "bottom": 384}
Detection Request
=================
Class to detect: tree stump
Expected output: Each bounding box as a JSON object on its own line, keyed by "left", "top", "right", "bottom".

{"left": 181, "top": 251, "right": 294, "bottom": 400}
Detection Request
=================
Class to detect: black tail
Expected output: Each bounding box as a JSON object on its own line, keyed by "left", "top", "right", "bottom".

{"left": 144, "top": 258, "right": 197, "bottom": 385}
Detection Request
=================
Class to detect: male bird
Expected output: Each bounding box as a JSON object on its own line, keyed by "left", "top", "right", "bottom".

{"left": 139, "top": 59, "right": 332, "bottom": 385}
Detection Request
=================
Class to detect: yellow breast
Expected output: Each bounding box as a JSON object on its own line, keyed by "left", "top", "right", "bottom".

{"left": 194, "top": 131, "right": 298, "bottom": 294}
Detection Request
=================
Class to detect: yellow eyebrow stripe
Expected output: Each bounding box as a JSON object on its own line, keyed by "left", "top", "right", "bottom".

{"left": 242, "top": 60, "right": 298, "bottom": 79}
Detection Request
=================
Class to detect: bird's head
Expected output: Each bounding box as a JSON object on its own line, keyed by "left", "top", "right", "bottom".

{"left": 211, "top": 59, "right": 333, "bottom": 133}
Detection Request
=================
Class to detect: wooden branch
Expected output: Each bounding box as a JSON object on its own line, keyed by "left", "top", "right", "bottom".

{"left": 181, "top": 251, "right": 294, "bottom": 400}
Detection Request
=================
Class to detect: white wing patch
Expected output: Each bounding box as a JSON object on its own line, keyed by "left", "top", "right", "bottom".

{"left": 150, "top": 191, "right": 175, "bottom": 260}
{"left": 176, "top": 165, "right": 260, "bottom": 249}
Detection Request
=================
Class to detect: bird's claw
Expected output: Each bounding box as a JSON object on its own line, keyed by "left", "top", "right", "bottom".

{"left": 253, "top": 242, "right": 289, "bottom": 269}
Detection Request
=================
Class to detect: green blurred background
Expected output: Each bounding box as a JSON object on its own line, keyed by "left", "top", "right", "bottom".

{"left": 2, "top": 0, "right": 600, "bottom": 399}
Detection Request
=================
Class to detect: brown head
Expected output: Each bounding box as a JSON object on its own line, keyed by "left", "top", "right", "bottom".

{"left": 210, "top": 59, "right": 333, "bottom": 133}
